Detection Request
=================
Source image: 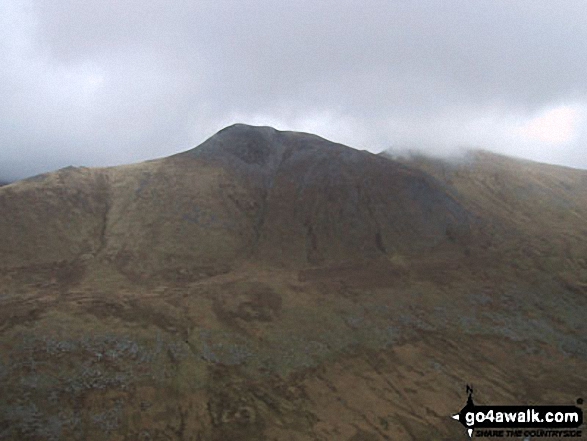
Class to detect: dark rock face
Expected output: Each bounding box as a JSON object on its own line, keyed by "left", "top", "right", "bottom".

{"left": 176, "top": 124, "right": 475, "bottom": 265}
{"left": 181, "top": 124, "right": 287, "bottom": 173}
{"left": 0, "top": 124, "right": 476, "bottom": 273}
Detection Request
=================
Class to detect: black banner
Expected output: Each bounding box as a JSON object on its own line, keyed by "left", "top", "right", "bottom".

{"left": 451, "top": 385, "right": 584, "bottom": 438}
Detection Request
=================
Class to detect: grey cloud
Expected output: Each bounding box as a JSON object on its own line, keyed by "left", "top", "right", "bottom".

{"left": 2, "top": 0, "right": 587, "bottom": 180}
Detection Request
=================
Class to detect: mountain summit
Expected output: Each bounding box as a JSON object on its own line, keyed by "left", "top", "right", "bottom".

{"left": 0, "top": 125, "right": 586, "bottom": 440}
{"left": 0, "top": 124, "right": 475, "bottom": 276}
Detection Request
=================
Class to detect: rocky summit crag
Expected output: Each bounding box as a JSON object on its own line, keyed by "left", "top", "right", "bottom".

{"left": 0, "top": 124, "right": 586, "bottom": 440}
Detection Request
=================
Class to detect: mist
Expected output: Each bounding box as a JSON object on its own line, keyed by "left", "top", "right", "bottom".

{"left": 2, "top": 0, "right": 587, "bottom": 180}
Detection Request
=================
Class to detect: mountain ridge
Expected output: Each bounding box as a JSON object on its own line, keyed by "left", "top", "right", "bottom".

{"left": 0, "top": 124, "right": 479, "bottom": 274}
{"left": 0, "top": 124, "right": 586, "bottom": 440}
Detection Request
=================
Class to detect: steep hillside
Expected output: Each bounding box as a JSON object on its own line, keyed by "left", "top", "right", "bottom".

{"left": 0, "top": 124, "right": 478, "bottom": 279}
{"left": 391, "top": 150, "right": 587, "bottom": 296}
{"left": 0, "top": 167, "right": 108, "bottom": 269}
{"left": 0, "top": 126, "right": 585, "bottom": 440}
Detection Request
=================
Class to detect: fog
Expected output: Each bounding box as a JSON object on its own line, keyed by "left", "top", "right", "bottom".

{"left": 2, "top": 0, "right": 586, "bottom": 180}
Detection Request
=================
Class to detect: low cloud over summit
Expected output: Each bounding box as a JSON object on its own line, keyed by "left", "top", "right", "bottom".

{"left": 2, "top": 0, "right": 587, "bottom": 180}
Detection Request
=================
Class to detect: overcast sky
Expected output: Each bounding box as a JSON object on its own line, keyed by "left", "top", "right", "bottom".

{"left": 2, "top": 0, "right": 587, "bottom": 180}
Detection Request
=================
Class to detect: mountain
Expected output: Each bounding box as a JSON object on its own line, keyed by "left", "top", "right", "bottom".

{"left": 0, "top": 125, "right": 585, "bottom": 440}
{"left": 0, "top": 124, "right": 475, "bottom": 273}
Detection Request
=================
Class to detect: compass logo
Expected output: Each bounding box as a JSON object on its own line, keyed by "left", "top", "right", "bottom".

{"left": 452, "top": 384, "right": 477, "bottom": 438}
{"left": 451, "top": 385, "right": 583, "bottom": 439}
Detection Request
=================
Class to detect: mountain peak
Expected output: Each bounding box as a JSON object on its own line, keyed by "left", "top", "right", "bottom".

{"left": 178, "top": 123, "right": 284, "bottom": 168}
{"left": 177, "top": 124, "right": 362, "bottom": 177}
{"left": 217, "top": 122, "right": 279, "bottom": 136}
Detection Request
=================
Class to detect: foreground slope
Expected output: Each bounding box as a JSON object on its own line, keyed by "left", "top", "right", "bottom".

{"left": 0, "top": 126, "right": 585, "bottom": 440}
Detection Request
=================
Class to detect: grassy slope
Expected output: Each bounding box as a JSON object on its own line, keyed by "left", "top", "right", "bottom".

{"left": 395, "top": 150, "right": 587, "bottom": 293}
{"left": 0, "top": 133, "right": 586, "bottom": 440}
